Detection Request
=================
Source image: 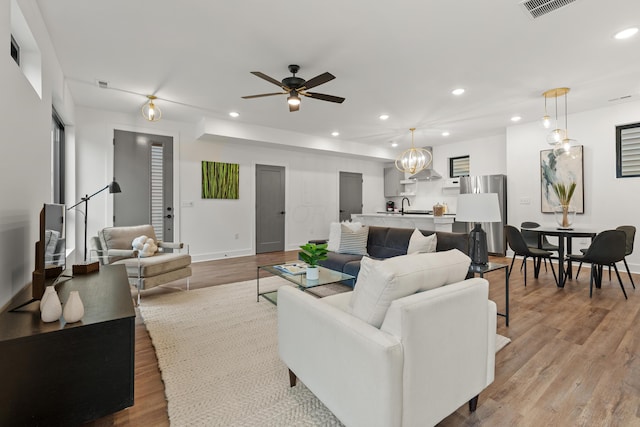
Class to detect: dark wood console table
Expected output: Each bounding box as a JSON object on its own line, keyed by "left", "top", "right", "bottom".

{"left": 0, "top": 264, "right": 135, "bottom": 426}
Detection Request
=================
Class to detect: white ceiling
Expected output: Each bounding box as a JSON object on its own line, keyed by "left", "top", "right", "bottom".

{"left": 36, "top": 0, "right": 640, "bottom": 151}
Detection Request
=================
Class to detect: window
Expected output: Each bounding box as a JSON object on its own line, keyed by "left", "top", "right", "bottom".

{"left": 616, "top": 122, "right": 640, "bottom": 178}
{"left": 449, "top": 155, "right": 470, "bottom": 178}
{"left": 52, "top": 109, "right": 65, "bottom": 204}
{"left": 10, "top": 35, "right": 19, "bottom": 65}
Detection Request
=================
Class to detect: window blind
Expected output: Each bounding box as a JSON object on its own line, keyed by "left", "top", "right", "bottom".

{"left": 150, "top": 143, "right": 164, "bottom": 240}
{"left": 617, "top": 124, "right": 640, "bottom": 178}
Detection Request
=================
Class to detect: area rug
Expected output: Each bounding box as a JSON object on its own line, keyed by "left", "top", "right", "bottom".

{"left": 139, "top": 277, "right": 510, "bottom": 426}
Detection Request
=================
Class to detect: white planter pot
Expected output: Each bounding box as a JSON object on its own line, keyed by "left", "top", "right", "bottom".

{"left": 40, "top": 286, "right": 62, "bottom": 323}
{"left": 63, "top": 290, "right": 85, "bottom": 323}
{"left": 306, "top": 266, "right": 319, "bottom": 280}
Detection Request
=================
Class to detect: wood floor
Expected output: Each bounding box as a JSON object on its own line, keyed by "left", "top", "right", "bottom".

{"left": 85, "top": 253, "right": 640, "bottom": 426}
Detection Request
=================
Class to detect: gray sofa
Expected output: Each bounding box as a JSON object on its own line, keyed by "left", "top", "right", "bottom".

{"left": 318, "top": 226, "right": 469, "bottom": 285}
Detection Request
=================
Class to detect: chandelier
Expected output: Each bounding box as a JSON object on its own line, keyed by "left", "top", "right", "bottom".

{"left": 395, "top": 128, "right": 433, "bottom": 174}
{"left": 542, "top": 87, "right": 575, "bottom": 155}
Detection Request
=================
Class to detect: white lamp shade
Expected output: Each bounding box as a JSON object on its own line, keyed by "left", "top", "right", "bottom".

{"left": 455, "top": 193, "right": 501, "bottom": 223}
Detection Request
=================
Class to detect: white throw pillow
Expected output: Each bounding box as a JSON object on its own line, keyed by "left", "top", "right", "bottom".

{"left": 349, "top": 249, "right": 471, "bottom": 328}
{"left": 337, "top": 224, "right": 369, "bottom": 255}
{"left": 407, "top": 228, "right": 437, "bottom": 254}
{"left": 327, "top": 221, "right": 364, "bottom": 252}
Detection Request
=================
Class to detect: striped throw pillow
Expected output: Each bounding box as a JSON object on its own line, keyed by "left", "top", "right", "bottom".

{"left": 338, "top": 224, "right": 369, "bottom": 255}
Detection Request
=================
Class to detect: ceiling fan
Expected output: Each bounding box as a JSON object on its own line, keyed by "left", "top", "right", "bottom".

{"left": 242, "top": 64, "right": 345, "bottom": 112}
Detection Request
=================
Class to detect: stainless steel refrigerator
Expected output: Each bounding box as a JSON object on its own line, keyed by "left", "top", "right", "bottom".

{"left": 459, "top": 175, "right": 507, "bottom": 256}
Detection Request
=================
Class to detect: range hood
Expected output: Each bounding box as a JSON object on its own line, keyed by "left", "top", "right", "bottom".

{"left": 408, "top": 146, "right": 442, "bottom": 180}
{"left": 409, "top": 168, "right": 442, "bottom": 180}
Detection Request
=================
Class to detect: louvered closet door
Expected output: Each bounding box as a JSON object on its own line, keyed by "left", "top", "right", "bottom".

{"left": 114, "top": 130, "right": 174, "bottom": 242}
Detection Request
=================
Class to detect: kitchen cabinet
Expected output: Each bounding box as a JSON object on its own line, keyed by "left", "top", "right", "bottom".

{"left": 384, "top": 167, "right": 404, "bottom": 197}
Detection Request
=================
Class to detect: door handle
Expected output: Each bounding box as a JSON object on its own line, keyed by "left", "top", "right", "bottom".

{"left": 280, "top": 211, "right": 286, "bottom": 215}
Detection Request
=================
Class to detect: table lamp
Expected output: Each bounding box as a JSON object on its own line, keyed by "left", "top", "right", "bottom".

{"left": 455, "top": 193, "right": 502, "bottom": 265}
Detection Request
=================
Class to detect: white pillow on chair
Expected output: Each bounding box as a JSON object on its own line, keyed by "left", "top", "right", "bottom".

{"left": 349, "top": 249, "right": 471, "bottom": 328}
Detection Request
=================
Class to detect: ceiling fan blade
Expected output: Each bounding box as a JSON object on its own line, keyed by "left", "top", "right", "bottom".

{"left": 289, "top": 102, "right": 300, "bottom": 112}
{"left": 250, "top": 71, "right": 287, "bottom": 89}
{"left": 242, "top": 92, "right": 287, "bottom": 99}
{"left": 304, "top": 92, "right": 345, "bottom": 103}
{"left": 300, "top": 72, "right": 335, "bottom": 90}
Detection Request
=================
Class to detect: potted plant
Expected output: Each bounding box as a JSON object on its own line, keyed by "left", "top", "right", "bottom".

{"left": 298, "top": 242, "right": 328, "bottom": 280}
{"left": 552, "top": 181, "right": 577, "bottom": 228}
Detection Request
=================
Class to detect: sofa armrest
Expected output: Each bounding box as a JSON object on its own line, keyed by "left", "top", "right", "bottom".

{"left": 278, "top": 286, "right": 403, "bottom": 427}
{"left": 157, "top": 241, "right": 185, "bottom": 250}
{"left": 380, "top": 278, "right": 496, "bottom": 426}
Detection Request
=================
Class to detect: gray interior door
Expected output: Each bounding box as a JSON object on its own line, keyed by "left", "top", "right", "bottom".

{"left": 113, "top": 130, "right": 174, "bottom": 242}
{"left": 255, "top": 164, "right": 285, "bottom": 253}
{"left": 339, "top": 171, "right": 363, "bottom": 222}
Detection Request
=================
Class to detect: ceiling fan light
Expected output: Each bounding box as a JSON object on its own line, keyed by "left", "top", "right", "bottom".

{"left": 287, "top": 93, "right": 301, "bottom": 106}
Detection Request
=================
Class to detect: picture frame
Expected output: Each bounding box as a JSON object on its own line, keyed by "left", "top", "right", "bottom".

{"left": 202, "top": 161, "right": 239, "bottom": 199}
{"left": 540, "top": 145, "right": 584, "bottom": 213}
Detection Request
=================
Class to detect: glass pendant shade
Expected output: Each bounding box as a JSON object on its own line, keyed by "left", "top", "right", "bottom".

{"left": 542, "top": 115, "right": 551, "bottom": 129}
{"left": 547, "top": 128, "right": 566, "bottom": 145}
{"left": 395, "top": 128, "right": 433, "bottom": 174}
{"left": 141, "top": 95, "right": 162, "bottom": 122}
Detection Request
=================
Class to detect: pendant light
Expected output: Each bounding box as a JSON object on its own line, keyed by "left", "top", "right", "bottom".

{"left": 542, "top": 88, "right": 571, "bottom": 146}
{"left": 141, "top": 95, "right": 162, "bottom": 122}
{"left": 395, "top": 128, "right": 433, "bottom": 174}
{"left": 541, "top": 96, "right": 551, "bottom": 129}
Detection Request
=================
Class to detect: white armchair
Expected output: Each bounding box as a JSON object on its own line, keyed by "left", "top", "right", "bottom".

{"left": 91, "top": 224, "right": 191, "bottom": 303}
{"left": 277, "top": 277, "right": 496, "bottom": 427}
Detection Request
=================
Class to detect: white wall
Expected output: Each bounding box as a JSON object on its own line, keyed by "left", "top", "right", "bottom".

{"left": 0, "top": 0, "right": 72, "bottom": 308}
{"left": 506, "top": 99, "right": 640, "bottom": 272}
{"left": 181, "top": 137, "right": 385, "bottom": 261}
{"left": 74, "top": 108, "right": 386, "bottom": 263}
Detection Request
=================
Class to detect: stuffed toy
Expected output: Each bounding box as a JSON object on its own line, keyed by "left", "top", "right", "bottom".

{"left": 132, "top": 235, "right": 158, "bottom": 258}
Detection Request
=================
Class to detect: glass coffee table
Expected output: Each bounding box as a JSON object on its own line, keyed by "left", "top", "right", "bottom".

{"left": 257, "top": 262, "right": 355, "bottom": 304}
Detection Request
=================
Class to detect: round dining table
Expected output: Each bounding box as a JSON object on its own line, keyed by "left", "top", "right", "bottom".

{"left": 520, "top": 225, "right": 598, "bottom": 287}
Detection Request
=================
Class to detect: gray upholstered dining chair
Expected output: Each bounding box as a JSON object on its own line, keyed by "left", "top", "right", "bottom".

{"left": 505, "top": 225, "right": 558, "bottom": 286}
{"left": 567, "top": 230, "right": 628, "bottom": 299}
{"left": 521, "top": 221, "right": 559, "bottom": 272}
{"left": 575, "top": 225, "right": 636, "bottom": 290}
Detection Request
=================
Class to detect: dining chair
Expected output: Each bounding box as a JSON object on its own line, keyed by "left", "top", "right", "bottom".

{"left": 520, "top": 221, "right": 559, "bottom": 272}
{"left": 566, "top": 230, "right": 628, "bottom": 299}
{"left": 505, "top": 225, "right": 558, "bottom": 286}
{"left": 575, "top": 225, "right": 636, "bottom": 290}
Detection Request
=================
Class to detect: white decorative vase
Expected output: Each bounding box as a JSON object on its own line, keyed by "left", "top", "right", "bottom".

{"left": 306, "top": 266, "right": 319, "bottom": 280}
{"left": 40, "top": 286, "right": 62, "bottom": 323}
{"left": 63, "top": 290, "right": 85, "bottom": 323}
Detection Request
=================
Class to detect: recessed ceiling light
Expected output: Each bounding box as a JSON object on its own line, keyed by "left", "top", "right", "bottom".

{"left": 614, "top": 27, "right": 638, "bottom": 40}
{"left": 331, "top": 131, "right": 340, "bottom": 137}
{"left": 391, "top": 142, "right": 398, "bottom": 147}
{"left": 452, "top": 88, "right": 465, "bottom": 96}
{"left": 441, "top": 131, "right": 450, "bottom": 137}
{"left": 229, "top": 111, "right": 239, "bottom": 118}
{"left": 511, "top": 116, "right": 522, "bottom": 122}
{"left": 379, "top": 114, "right": 389, "bottom": 120}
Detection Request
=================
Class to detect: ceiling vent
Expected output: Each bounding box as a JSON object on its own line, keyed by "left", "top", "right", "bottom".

{"left": 520, "top": 0, "right": 578, "bottom": 19}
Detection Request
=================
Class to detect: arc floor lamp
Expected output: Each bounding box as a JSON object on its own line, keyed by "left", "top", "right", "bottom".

{"left": 68, "top": 179, "right": 122, "bottom": 262}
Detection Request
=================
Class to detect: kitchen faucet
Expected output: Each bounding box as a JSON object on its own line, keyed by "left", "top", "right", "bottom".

{"left": 401, "top": 197, "right": 410, "bottom": 215}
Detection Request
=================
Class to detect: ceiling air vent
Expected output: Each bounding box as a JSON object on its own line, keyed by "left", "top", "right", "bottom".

{"left": 520, "top": 0, "right": 578, "bottom": 19}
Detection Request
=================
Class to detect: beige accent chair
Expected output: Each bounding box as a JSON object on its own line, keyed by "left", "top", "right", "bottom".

{"left": 91, "top": 224, "right": 191, "bottom": 303}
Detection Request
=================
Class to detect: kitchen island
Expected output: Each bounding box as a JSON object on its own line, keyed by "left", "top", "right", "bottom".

{"left": 352, "top": 212, "right": 456, "bottom": 232}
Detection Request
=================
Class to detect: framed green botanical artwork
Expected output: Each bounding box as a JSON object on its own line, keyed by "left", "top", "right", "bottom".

{"left": 202, "top": 161, "right": 239, "bottom": 199}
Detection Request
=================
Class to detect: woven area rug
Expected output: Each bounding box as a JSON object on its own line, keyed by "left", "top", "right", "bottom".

{"left": 139, "top": 277, "right": 510, "bottom": 426}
